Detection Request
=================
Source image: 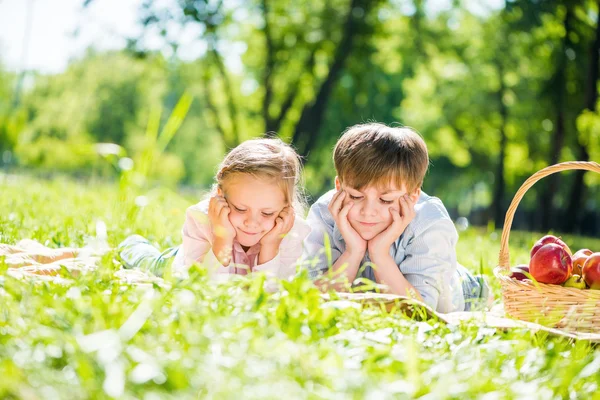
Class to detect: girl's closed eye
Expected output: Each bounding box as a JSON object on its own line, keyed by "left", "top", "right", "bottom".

{"left": 233, "top": 205, "right": 246, "bottom": 212}
{"left": 262, "top": 212, "right": 275, "bottom": 217}
{"left": 380, "top": 198, "right": 394, "bottom": 204}
{"left": 348, "top": 194, "right": 363, "bottom": 200}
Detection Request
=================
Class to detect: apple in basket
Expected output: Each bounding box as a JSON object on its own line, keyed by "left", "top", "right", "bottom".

{"left": 572, "top": 248, "right": 593, "bottom": 276}
{"left": 582, "top": 252, "right": 600, "bottom": 290}
{"left": 509, "top": 264, "right": 530, "bottom": 281}
{"left": 563, "top": 274, "right": 587, "bottom": 289}
{"left": 530, "top": 235, "right": 572, "bottom": 258}
{"left": 529, "top": 243, "right": 573, "bottom": 285}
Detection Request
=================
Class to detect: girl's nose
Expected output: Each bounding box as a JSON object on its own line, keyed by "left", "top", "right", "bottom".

{"left": 244, "top": 213, "right": 259, "bottom": 227}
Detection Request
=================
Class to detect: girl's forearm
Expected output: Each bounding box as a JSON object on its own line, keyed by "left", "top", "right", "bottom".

{"left": 212, "top": 238, "right": 233, "bottom": 266}
{"left": 258, "top": 244, "right": 279, "bottom": 265}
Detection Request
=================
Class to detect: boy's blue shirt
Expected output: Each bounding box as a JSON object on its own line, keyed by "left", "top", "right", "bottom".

{"left": 302, "top": 189, "right": 465, "bottom": 313}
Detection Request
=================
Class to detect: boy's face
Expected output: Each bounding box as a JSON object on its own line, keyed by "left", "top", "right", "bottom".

{"left": 335, "top": 177, "right": 420, "bottom": 241}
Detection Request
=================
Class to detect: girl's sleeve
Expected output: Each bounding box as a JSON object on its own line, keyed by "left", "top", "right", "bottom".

{"left": 253, "top": 217, "right": 311, "bottom": 279}
{"left": 175, "top": 204, "right": 229, "bottom": 276}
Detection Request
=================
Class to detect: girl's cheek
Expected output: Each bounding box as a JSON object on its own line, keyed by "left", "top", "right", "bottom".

{"left": 264, "top": 219, "right": 276, "bottom": 231}
{"left": 228, "top": 212, "right": 240, "bottom": 226}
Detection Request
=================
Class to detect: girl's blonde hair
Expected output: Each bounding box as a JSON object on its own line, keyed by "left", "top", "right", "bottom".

{"left": 214, "top": 138, "right": 306, "bottom": 215}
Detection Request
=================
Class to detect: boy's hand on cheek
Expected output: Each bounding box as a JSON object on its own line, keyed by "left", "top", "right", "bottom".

{"left": 328, "top": 190, "right": 367, "bottom": 256}
{"left": 259, "top": 206, "right": 294, "bottom": 264}
{"left": 368, "top": 195, "right": 416, "bottom": 258}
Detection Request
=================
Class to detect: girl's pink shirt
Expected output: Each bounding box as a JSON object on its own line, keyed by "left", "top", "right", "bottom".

{"left": 171, "top": 199, "right": 310, "bottom": 279}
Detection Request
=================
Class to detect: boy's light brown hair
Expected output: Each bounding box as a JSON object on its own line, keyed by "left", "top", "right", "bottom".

{"left": 333, "top": 122, "right": 429, "bottom": 193}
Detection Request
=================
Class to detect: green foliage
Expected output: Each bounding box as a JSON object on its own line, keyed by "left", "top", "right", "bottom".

{"left": 0, "top": 66, "right": 22, "bottom": 159}
{"left": 5, "top": 51, "right": 221, "bottom": 187}
{"left": 1, "top": 1, "right": 600, "bottom": 231}
{"left": 2, "top": 175, "right": 600, "bottom": 398}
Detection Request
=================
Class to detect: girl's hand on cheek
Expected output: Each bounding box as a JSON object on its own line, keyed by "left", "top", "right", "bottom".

{"left": 260, "top": 206, "right": 295, "bottom": 248}
{"left": 208, "top": 194, "right": 237, "bottom": 243}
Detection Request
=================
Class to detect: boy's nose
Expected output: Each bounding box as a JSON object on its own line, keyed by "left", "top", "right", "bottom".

{"left": 360, "top": 201, "right": 378, "bottom": 217}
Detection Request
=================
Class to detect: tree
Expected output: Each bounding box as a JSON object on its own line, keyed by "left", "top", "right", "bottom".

{"left": 507, "top": 0, "right": 596, "bottom": 231}
{"left": 137, "top": 0, "right": 384, "bottom": 157}
{"left": 564, "top": 0, "right": 600, "bottom": 232}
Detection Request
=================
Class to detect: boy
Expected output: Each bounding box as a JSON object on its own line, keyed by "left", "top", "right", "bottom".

{"left": 303, "top": 122, "right": 488, "bottom": 313}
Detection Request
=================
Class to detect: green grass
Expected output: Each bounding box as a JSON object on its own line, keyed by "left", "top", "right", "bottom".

{"left": 1, "top": 173, "right": 600, "bottom": 399}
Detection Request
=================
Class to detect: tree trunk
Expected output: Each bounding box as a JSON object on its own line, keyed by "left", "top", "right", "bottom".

{"left": 493, "top": 62, "right": 508, "bottom": 229}
{"left": 260, "top": 0, "right": 276, "bottom": 134}
{"left": 541, "top": 6, "right": 571, "bottom": 232}
{"left": 563, "top": 1, "right": 600, "bottom": 233}
{"left": 263, "top": 47, "right": 318, "bottom": 138}
{"left": 210, "top": 47, "right": 241, "bottom": 146}
{"left": 291, "top": 0, "right": 372, "bottom": 158}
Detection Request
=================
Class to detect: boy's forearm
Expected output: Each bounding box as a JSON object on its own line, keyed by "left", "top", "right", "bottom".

{"left": 314, "top": 250, "right": 363, "bottom": 292}
{"left": 370, "top": 253, "right": 423, "bottom": 301}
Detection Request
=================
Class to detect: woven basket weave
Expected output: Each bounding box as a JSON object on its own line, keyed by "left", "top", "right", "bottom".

{"left": 493, "top": 161, "right": 600, "bottom": 333}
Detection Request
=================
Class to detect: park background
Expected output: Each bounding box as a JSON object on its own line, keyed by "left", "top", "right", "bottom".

{"left": 1, "top": 0, "right": 599, "bottom": 237}
{"left": 3, "top": 2, "right": 600, "bottom": 399}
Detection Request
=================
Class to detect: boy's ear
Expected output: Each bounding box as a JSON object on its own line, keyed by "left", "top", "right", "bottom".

{"left": 335, "top": 176, "right": 341, "bottom": 191}
{"left": 217, "top": 187, "right": 224, "bottom": 196}
{"left": 410, "top": 188, "right": 421, "bottom": 203}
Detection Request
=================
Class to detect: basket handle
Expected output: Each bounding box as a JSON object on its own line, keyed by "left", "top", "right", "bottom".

{"left": 498, "top": 161, "right": 600, "bottom": 271}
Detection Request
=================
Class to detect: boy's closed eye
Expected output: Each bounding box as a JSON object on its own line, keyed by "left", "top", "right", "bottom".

{"left": 347, "top": 192, "right": 396, "bottom": 204}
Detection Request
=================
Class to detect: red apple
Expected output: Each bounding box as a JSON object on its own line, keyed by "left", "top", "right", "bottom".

{"left": 572, "top": 249, "right": 593, "bottom": 276}
{"left": 509, "top": 264, "right": 530, "bottom": 281}
{"left": 529, "top": 243, "right": 573, "bottom": 285}
{"left": 582, "top": 252, "right": 600, "bottom": 290}
{"left": 531, "top": 235, "right": 572, "bottom": 258}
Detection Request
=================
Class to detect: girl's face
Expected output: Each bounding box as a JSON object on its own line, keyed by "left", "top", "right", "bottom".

{"left": 222, "top": 174, "right": 288, "bottom": 247}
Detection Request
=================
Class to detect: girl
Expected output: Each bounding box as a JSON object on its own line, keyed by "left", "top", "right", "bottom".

{"left": 119, "top": 138, "right": 311, "bottom": 280}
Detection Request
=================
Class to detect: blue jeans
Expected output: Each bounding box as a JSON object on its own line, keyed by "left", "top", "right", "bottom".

{"left": 118, "top": 235, "right": 179, "bottom": 277}
{"left": 457, "top": 264, "right": 490, "bottom": 311}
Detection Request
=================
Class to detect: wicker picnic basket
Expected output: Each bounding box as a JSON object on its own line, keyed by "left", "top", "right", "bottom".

{"left": 494, "top": 161, "right": 600, "bottom": 333}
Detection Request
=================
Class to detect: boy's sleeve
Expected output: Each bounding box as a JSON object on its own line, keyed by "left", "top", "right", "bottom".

{"left": 301, "top": 199, "right": 342, "bottom": 279}
{"left": 400, "top": 218, "right": 459, "bottom": 311}
{"left": 253, "top": 217, "right": 312, "bottom": 278}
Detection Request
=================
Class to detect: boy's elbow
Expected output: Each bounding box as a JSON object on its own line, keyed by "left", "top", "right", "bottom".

{"left": 413, "top": 285, "right": 439, "bottom": 310}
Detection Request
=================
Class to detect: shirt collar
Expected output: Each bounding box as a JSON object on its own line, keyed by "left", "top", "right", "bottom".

{"left": 232, "top": 240, "right": 261, "bottom": 256}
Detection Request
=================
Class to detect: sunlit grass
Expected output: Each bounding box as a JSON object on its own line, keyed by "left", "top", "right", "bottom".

{"left": 1, "top": 174, "right": 600, "bottom": 399}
